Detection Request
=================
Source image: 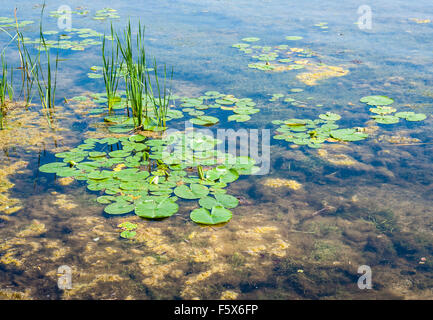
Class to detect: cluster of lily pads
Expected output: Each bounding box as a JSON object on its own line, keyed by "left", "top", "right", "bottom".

{"left": 49, "top": 7, "right": 90, "bottom": 18}
{"left": 93, "top": 8, "right": 120, "bottom": 20}
{"left": 39, "top": 131, "right": 259, "bottom": 227}
{"left": 272, "top": 112, "right": 368, "bottom": 148}
{"left": 360, "top": 95, "right": 427, "bottom": 124}
{"left": 69, "top": 90, "right": 260, "bottom": 127}
{"left": 22, "top": 28, "right": 104, "bottom": 51}
{"left": 232, "top": 36, "right": 314, "bottom": 71}
{"left": 0, "top": 16, "right": 33, "bottom": 28}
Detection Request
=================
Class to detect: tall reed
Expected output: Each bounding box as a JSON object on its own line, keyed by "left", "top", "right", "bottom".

{"left": 32, "top": 18, "right": 59, "bottom": 112}
{"left": 114, "top": 21, "right": 172, "bottom": 131}
{"left": 0, "top": 53, "right": 13, "bottom": 109}
{"left": 102, "top": 24, "right": 122, "bottom": 110}
{"left": 116, "top": 21, "right": 147, "bottom": 129}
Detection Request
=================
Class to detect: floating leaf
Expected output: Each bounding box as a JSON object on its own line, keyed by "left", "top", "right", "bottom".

{"left": 190, "top": 206, "right": 232, "bottom": 225}
{"left": 369, "top": 106, "right": 396, "bottom": 114}
{"left": 199, "top": 194, "right": 239, "bottom": 209}
{"left": 371, "top": 115, "right": 400, "bottom": 124}
{"left": 120, "top": 230, "right": 136, "bottom": 239}
{"left": 228, "top": 114, "right": 251, "bottom": 122}
{"left": 135, "top": 198, "right": 178, "bottom": 218}
{"left": 104, "top": 200, "right": 134, "bottom": 215}
{"left": 395, "top": 112, "right": 427, "bottom": 121}
{"left": 190, "top": 116, "right": 219, "bottom": 126}
{"left": 242, "top": 37, "right": 260, "bottom": 42}
{"left": 360, "top": 95, "right": 394, "bottom": 106}
{"left": 330, "top": 128, "right": 368, "bottom": 141}
{"left": 319, "top": 112, "right": 341, "bottom": 121}
{"left": 174, "top": 184, "right": 209, "bottom": 199}
{"left": 39, "top": 162, "right": 67, "bottom": 173}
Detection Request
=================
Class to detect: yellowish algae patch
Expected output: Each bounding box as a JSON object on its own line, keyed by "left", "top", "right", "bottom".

{"left": 296, "top": 64, "right": 349, "bottom": 86}
{"left": 52, "top": 192, "right": 78, "bottom": 210}
{"left": 0, "top": 104, "right": 68, "bottom": 152}
{"left": 410, "top": 18, "right": 431, "bottom": 23}
{"left": 0, "top": 160, "right": 28, "bottom": 214}
{"left": 220, "top": 290, "right": 239, "bottom": 300}
{"left": 17, "top": 220, "right": 46, "bottom": 237}
{"left": 57, "top": 177, "right": 75, "bottom": 186}
{"left": 317, "top": 149, "right": 357, "bottom": 166}
{"left": 0, "top": 289, "right": 32, "bottom": 300}
{"left": 261, "top": 178, "right": 302, "bottom": 190}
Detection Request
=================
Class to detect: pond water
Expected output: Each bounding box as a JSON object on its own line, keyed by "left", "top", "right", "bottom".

{"left": 0, "top": 0, "right": 432, "bottom": 299}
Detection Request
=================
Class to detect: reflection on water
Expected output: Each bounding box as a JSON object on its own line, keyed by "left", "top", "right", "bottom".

{"left": 0, "top": 0, "right": 432, "bottom": 299}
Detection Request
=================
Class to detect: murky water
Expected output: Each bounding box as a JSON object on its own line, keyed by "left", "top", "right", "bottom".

{"left": 0, "top": 0, "right": 432, "bottom": 299}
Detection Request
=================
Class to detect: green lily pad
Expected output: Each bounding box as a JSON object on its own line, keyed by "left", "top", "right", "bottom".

{"left": 242, "top": 37, "right": 260, "bottom": 42}
{"left": 39, "top": 162, "right": 68, "bottom": 173}
{"left": 330, "top": 129, "right": 368, "bottom": 141}
{"left": 120, "top": 230, "right": 136, "bottom": 239}
{"left": 319, "top": 112, "right": 341, "bottom": 121}
{"left": 360, "top": 95, "right": 394, "bottom": 106}
{"left": 198, "top": 194, "right": 239, "bottom": 210}
{"left": 104, "top": 200, "right": 135, "bottom": 215}
{"left": 135, "top": 198, "right": 178, "bottom": 218}
{"left": 174, "top": 184, "right": 209, "bottom": 199}
{"left": 371, "top": 115, "right": 400, "bottom": 124}
{"left": 190, "top": 206, "right": 232, "bottom": 225}
{"left": 286, "top": 36, "right": 303, "bottom": 40}
{"left": 395, "top": 112, "right": 427, "bottom": 121}
{"left": 369, "top": 106, "right": 396, "bottom": 114}
{"left": 190, "top": 116, "right": 219, "bottom": 126}
{"left": 228, "top": 114, "right": 251, "bottom": 122}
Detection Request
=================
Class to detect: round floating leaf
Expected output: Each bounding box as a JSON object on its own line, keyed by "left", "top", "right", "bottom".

{"left": 89, "top": 151, "right": 106, "bottom": 158}
{"left": 286, "top": 36, "right": 303, "bottom": 40}
{"left": 242, "top": 37, "right": 260, "bottom": 42}
{"left": 120, "top": 230, "right": 136, "bottom": 239}
{"left": 360, "top": 95, "right": 394, "bottom": 106}
{"left": 96, "top": 195, "right": 117, "bottom": 204}
{"left": 87, "top": 170, "right": 113, "bottom": 180}
{"left": 118, "top": 221, "right": 137, "bottom": 230}
{"left": 190, "top": 206, "right": 232, "bottom": 225}
{"left": 108, "top": 150, "right": 131, "bottom": 158}
{"left": 174, "top": 184, "right": 209, "bottom": 199}
{"left": 228, "top": 114, "right": 251, "bottom": 122}
{"left": 39, "top": 162, "right": 67, "bottom": 173}
{"left": 104, "top": 200, "right": 134, "bottom": 215}
{"left": 199, "top": 194, "right": 239, "bottom": 209}
{"left": 395, "top": 112, "right": 426, "bottom": 121}
{"left": 371, "top": 115, "right": 400, "bottom": 124}
{"left": 190, "top": 116, "right": 219, "bottom": 126}
{"left": 330, "top": 128, "right": 368, "bottom": 141}
{"left": 135, "top": 198, "right": 178, "bottom": 218}
{"left": 369, "top": 106, "right": 396, "bottom": 114}
{"left": 319, "top": 112, "right": 341, "bottom": 121}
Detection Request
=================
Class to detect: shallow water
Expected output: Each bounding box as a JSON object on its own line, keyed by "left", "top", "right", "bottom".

{"left": 0, "top": 0, "right": 432, "bottom": 299}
